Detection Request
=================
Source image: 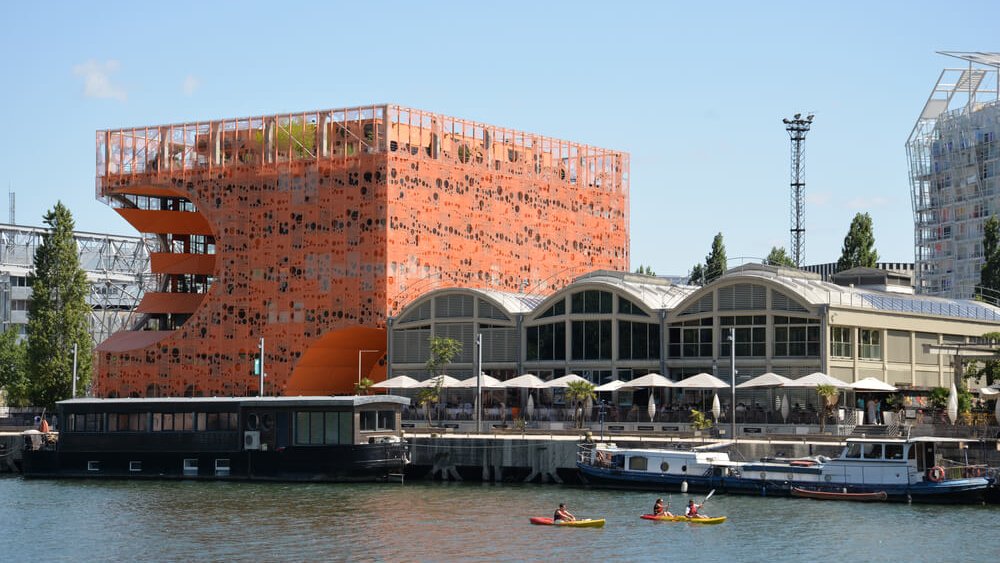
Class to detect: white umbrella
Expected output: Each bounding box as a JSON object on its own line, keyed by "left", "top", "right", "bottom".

{"left": 371, "top": 375, "right": 420, "bottom": 389}
{"left": 781, "top": 393, "right": 790, "bottom": 423}
{"left": 453, "top": 374, "right": 505, "bottom": 388}
{"left": 673, "top": 372, "right": 729, "bottom": 389}
{"left": 648, "top": 394, "right": 656, "bottom": 422}
{"left": 711, "top": 393, "right": 721, "bottom": 421}
{"left": 782, "top": 372, "right": 850, "bottom": 388}
{"left": 544, "top": 373, "right": 590, "bottom": 388}
{"left": 849, "top": 377, "right": 898, "bottom": 392}
{"left": 595, "top": 380, "right": 628, "bottom": 392}
{"left": 947, "top": 382, "right": 958, "bottom": 425}
{"left": 736, "top": 372, "right": 793, "bottom": 389}
{"left": 416, "top": 375, "right": 462, "bottom": 388}
{"left": 995, "top": 397, "right": 1000, "bottom": 426}
{"left": 526, "top": 393, "right": 535, "bottom": 421}
{"left": 621, "top": 373, "right": 675, "bottom": 389}
{"left": 502, "top": 373, "right": 548, "bottom": 389}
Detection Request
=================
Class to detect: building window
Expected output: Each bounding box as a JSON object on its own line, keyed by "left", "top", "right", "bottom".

{"left": 215, "top": 459, "right": 230, "bottom": 476}
{"left": 831, "top": 327, "right": 853, "bottom": 358}
{"left": 537, "top": 300, "right": 565, "bottom": 318}
{"left": 618, "top": 321, "right": 660, "bottom": 360}
{"left": 773, "top": 316, "right": 820, "bottom": 357}
{"left": 668, "top": 318, "right": 713, "bottom": 358}
{"left": 570, "top": 290, "right": 613, "bottom": 314}
{"left": 571, "top": 320, "right": 612, "bottom": 360}
{"left": 526, "top": 322, "right": 566, "bottom": 361}
{"left": 618, "top": 296, "right": 649, "bottom": 316}
{"left": 860, "top": 329, "right": 882, "bottom": 360}
{"left": 183, "top": 459, "right": 198, "bottom": 476}
{"left": 720, "top": 316, "right": 766, "bottom": 357}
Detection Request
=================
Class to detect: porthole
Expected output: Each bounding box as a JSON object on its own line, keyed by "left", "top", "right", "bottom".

{"left": 261, "top": 414, "right": 274, "bottom": 431}
{"left": 681, "top": 465, "right": 687, "bottom": 472}
{"left": 760, "top": 472, "right": 767, "bottom": 479}
{"left": 824, "top": 474, "right": 832, "bottom": 482}
{"left": 246, "top": 413, "right": 260, "bottom": 431}
{"left": 660, "top": 462, "right": 670, "bottom": 472}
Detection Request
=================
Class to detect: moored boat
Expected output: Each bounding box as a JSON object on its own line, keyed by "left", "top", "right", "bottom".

{"left": 791, "top": 487, "right": 887, "bottom": 502}
{"left": 577, "top": 436, "right": 991, "bottom": 503}
{"left": 22, "top": 395, "right": 410, "bottom": 482}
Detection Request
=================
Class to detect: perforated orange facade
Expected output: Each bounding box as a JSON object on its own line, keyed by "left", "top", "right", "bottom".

{"left": 94, "top": 105, "right": 629, "bottom": 397}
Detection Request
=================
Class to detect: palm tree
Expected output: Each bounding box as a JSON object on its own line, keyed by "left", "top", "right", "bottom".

{"left": 816, "top": 384, "right": 839, "bottom": 432}
{"left": 354, "top": 377, "right": 374, "bottom": 396}
{"left": 417, "top": 378, "right": 444, "bottom": 427}
{"left": 565, "top": 380, "right": 597, "bottom": 428}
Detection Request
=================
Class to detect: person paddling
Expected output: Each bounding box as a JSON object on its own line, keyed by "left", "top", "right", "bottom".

{"left": 685, "top": 499, "right": 707, "bottom": 519}
{"left": 653, "top": 498, "right": 664, "bottom": 516}
{"left": 553, "top": 503, "right": 576, "bottom": 523}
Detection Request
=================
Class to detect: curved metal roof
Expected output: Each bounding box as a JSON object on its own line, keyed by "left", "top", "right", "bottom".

{"left": 569, "top": 270, "right": 698, "bottom": 310}
{"left": 706, "top": 265, "right": 1000, "bottom": 322}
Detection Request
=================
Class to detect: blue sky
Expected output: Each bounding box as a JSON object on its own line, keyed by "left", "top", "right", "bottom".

{"left": 2, "top": 1, "right": 998, "bottom": 276}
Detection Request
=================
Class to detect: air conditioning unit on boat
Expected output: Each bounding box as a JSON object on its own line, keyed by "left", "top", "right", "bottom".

{"left": 244, "top": 430, "right": 261, "bottom": 450}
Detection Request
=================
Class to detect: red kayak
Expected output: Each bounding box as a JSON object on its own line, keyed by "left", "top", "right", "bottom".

{"left": 529, "top": 517, "right": 605, "bottom": 528}
{"left": 791, "top": 487, "right": 887, "bottom": 502}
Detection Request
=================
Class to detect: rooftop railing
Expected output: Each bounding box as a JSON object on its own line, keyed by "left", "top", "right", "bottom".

{"left": 97, "top": 104, "right": 629, "bottom": 195}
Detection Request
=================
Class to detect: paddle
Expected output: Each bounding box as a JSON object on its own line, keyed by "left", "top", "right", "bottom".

{"left": 690, "top": 489, "right": 715, "bottom": 519}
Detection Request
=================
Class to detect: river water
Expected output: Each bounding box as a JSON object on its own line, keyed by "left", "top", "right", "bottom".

{"left": 1, "top": 476, "right": 998, "bottom": 561}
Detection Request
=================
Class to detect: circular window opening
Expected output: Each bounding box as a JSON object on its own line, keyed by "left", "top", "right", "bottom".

{"left": 660, "top": 462, "right": 670, "bottom": 472}
{"left": 261, "top": 414, "right": 274, "bottom": 431}
{"left": 246, "top": 413, "right": 260, "bottom": 431}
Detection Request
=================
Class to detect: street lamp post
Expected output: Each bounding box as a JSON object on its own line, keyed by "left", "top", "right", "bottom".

{"left": 598, "top": 400, "right": 608, "bottom": 441}
{"left": 475, "top": 333, "right": 482, "bottom": 434}
{"left": 358, "top": 349, "right": 380, "bottom": 386}
{"left": 729, "top": 327, "right": 737, "bottom": 447}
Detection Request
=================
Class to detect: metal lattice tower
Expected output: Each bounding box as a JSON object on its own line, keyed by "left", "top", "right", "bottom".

{"left": 783, "top": 113, "right": 814, "bottom": 267}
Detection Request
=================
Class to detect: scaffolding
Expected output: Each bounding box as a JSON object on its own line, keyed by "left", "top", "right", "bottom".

{"left": 0, "top": 223, "right": 151, "bottom": 344}
{"left": 908, "top": 52, "right": 1000, "bottom": 298}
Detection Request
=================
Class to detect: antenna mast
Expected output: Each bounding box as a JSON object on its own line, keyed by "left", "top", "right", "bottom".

{"left": 783, "top": 113, "right": 814, "bottom": 267}
{"left": 7, "top": 182, "right": 12, "bottom": 224}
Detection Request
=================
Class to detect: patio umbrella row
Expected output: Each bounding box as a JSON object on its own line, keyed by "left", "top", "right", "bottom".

{"left": 374, "top": 371, "right": 901, "bottom": 391}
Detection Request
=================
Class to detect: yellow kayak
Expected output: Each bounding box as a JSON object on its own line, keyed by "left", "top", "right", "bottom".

{"left": 530, "top": 517, "right": 606, "bottom": 528}
{"left": 641, "top": 514, "right": 727, "bottom": 525}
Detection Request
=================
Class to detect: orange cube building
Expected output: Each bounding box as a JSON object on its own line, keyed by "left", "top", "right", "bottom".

{"left": 94, "top": 105, "right": 629, "bottom": 397}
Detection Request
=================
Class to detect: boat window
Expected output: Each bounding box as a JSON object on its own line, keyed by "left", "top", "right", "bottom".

{"left": 907, "top": 445, "right": 916, "bottom": 460}
{"left": 179, "top": 412, "right": 194, "bottom": 431}
{"left": 246, "top": 413, "right": 260, "bottom": 431}
{"left": 628, "top": 456, "right": 648, "bottom": 471}
{"left": 863, "top": 444, "right": 883, "bottom": 459}
{"left": 885, "top": 444, "right": 904, "bottom": 460}
{"left": 845, "top": 443, "right": 862, "bottom": 458}
{"left": 660, "top": 461, "right": 670, "bottom": 472}
{"left": 360, "top": 410, "right": 397, "bottom": 432}
{"left": 340, "top": 412, "right": 353, "bottom": 444}
{"left": 295, "top": 411, "right": 350, "bottom": 445}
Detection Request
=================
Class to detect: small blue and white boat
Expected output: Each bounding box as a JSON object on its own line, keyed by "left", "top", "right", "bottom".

{"left": 577, "top": 436, "right": 991, "bottom": 503}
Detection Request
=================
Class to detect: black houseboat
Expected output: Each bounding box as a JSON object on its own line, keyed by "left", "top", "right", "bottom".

{"left": 22, "top": 395, "right": 410, "bottom": 482}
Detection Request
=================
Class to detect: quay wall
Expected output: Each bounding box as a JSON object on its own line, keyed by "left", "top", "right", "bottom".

{"left": 0, "top": 433, "right": 22, "bottom": 474}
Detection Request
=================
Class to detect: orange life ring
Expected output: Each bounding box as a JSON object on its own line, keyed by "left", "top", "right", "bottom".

{"left": 927, "top": 466, "right": 945, "bottom": 483}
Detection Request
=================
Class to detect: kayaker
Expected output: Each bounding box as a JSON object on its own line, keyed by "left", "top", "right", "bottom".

{"left": 553, "top": 503, "right": 576, "bottom": 523}
{"left": 685, "top": 499, "right": 707, "bottom": 518}
{"left": 653, "top": 498, "right": 664, "bottom": 516}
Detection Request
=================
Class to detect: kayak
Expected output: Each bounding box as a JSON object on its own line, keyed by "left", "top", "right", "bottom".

{"left": 640, "top": 514, "right": 727, "bottom": 525}
{"left": 791, "top": 487, "right": 887, "bottom": 502}
{"left": 529, "top": 517, "right": 606, "bottom": 528}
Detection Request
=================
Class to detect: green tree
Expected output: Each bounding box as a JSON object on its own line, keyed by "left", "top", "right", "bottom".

{"left": 704, "top": 233, "right": 728, "bottom": 283}
{"left": 688, "top": 263, "right": 705, "bottom": 286}
{"left": 815, "top": 384, "right": 839, "bottom": 433}
{"left": 979, "top": 215, "right": 1000, "bottom": 299}
{"left": 25, "top": 203, "right": 93, "bottom": 409}
{"left": 766, "top": 246, "right": 796, "bottom": 268}
{"left": 836, "top": 212, "right": 879, "bottom": 272}
{"left": 966, "top": 331, "right": 1000, "bottom": 387}
{"left": 565, "top": 380, "right": 596, "bottom": 428}
{"left": 419, "top": 336, "right": 462, "bottom": 426}
{"left": 0, "top": 328, "right": 29, "bottom": 406}
{"left": 634, "top": 264, "right": 656, "bottom": 276}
